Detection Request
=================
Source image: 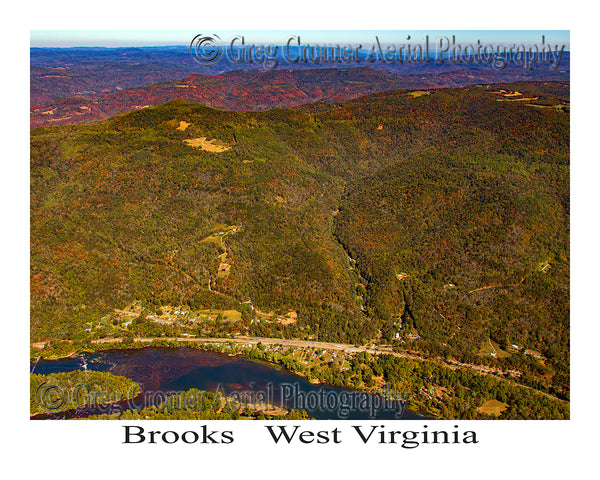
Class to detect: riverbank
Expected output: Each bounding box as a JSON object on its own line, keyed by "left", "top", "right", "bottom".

{"left": 31, "top": 346, "right": 415, "bottom": 420}
{"left": 31, "top": 367, "right": 305, "bottom": 420}
{"left": 31, "top": 337, "right": 430, "bottom": 416}
{"left": 31, "top": 335, "right": 535, "bottom": 390}
{"left": 30, "top": 335, "right": 569, "bottom": 419}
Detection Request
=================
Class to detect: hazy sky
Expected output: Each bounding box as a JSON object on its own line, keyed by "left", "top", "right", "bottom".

{"left": 31, "top": 30, "right": 570, "bottom": 49}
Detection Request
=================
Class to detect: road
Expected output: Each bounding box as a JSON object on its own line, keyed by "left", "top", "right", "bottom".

{"left": 31, "top": 335, "right": 516, "bottom": 377}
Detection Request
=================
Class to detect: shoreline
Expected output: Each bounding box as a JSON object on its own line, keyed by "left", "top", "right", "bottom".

{"left": 31, "top": 338, "right": 427, "bottom": 416}
{"left": 31, "top": 342, "right": 423, "bottom": 420}
{"left": 30, "top": 334, "right": 567, "bottom": 408}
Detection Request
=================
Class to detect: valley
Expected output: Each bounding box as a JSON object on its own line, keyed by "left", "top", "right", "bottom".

{"left": 30, "top": 75, "right": 569, "bottom": 419}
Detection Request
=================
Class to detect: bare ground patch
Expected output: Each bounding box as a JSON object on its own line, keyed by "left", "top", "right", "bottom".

{"left": 184, "top": 137, "right": 231, "bottom": 153}
{"left": 255, "top": 310, "right": 298, "bottom": 325}
{"left": 217, "top": 262, "right": 231, "bottom": 278}
{"left": 477, "top": 399, "right": 509, "bottom": 417}
{"left": 408, "top": 91, "right": 430, "bottom": 98}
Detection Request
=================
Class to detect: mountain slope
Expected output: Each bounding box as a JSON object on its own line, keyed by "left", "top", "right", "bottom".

{"left": 31, "top": 81, "right": 569, "bottom": 395}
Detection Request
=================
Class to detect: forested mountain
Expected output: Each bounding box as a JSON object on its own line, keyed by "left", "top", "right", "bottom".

{"left": 30, "top": 81, "right": 569, "bottom": 396}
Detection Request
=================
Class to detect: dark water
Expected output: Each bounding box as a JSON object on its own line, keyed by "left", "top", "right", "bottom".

{"left": 31, "top": 347, "right": 427, "bottom": 420}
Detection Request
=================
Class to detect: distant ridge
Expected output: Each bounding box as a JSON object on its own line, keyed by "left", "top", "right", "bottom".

{"left": 31, "top": 65, "right": 570, "bottom": 128}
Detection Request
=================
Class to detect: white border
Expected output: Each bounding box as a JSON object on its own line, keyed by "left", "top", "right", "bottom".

{"left": 5, "top": 1, "right": 597, "bottom": 478}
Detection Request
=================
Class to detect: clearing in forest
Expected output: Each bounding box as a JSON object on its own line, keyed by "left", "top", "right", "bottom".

{"left": 478, "top": 338, "right": 511, "bottom": 358}
{"left": 255, "top": 310, "right": 298, "bottom": 325}
{"left": 217, "top": 261, "right": 231, "bottom": 278}
{"left": 200, "top": 225, "right": 241, "bottom": 249}
{"left": 477, "top": 399, "right": 509, "bottom": 417}
{"left": 184, "top": 137, "right": 231, "bottom": 153}
{"left": 193, "top": 309, "right": 242, "bottom": 323}
{"left": 200, "top": 225, "right": 241, "bottom": 279}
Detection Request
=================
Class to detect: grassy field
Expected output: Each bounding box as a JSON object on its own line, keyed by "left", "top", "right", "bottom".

{"left": 408, "top": 90, "right": 430, "bottom": 97}
{"left": 201, "top": 225, "right": 241, "bottom": 249}
{"left": 477, "top": 399, "right": 509, "bottom": 417}
{"left": 255, "top": 310, "right": 298, "bottom": 325}
{"left": 143, "top": 304, "right": 244, "bottom": 324}
{"left": 478, "top": 339, "right": 511, "bottom": 359}
{"left": 216, "top": 261, "right": 231, "bottom": 279}
{"left": 194, "top": 309, "right": 242, "bottom": 323}
{"left": 183, "top": 137, "right": 231, "bottom": 152}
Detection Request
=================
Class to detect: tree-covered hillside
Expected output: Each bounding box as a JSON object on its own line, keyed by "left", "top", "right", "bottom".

{"left": 31, "top": 81, "right": 569, "bottom": 395}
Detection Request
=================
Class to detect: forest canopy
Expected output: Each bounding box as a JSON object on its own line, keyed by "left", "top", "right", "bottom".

{"left": 30, "top": 81, "right": 569, "bottom": 397}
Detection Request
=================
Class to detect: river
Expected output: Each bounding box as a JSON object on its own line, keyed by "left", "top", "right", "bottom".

{"left": 31, "top": 346, "right": 428, "bottom": 420}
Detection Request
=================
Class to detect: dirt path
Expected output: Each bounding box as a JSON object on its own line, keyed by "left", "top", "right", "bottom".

{"left": 468, "top": 275, "right": 529, "bottom": 294}
{"left": 489, "top": 338, "right": 497, "bottom": 356}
